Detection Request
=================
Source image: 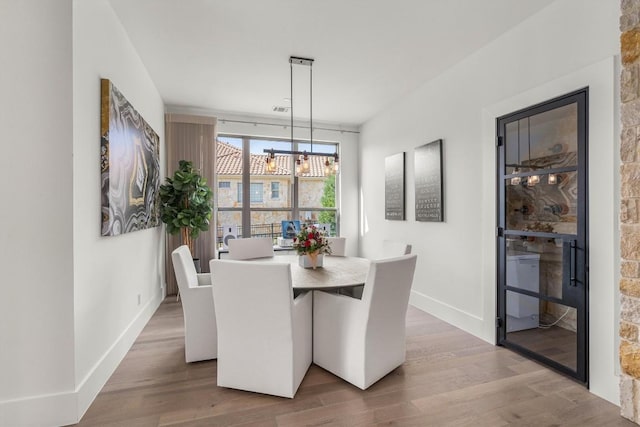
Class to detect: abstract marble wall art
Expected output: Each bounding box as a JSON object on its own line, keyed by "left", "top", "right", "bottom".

{"left": 100, "top": 79, "right": 160, "bottom": 236}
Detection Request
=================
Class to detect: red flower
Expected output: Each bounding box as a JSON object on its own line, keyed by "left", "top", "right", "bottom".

{"left": 308, "top": 232, "right": 314, "bottom": 239}
{"left": 305, "top": 240, "right": 311, "bottom": 247}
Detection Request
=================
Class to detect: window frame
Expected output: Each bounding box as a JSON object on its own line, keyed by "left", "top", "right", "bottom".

{"left": 216, "top": 134, "right": 340, "bottom": 239}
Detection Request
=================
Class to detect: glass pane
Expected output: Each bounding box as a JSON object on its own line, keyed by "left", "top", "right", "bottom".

{"left": 216, "top": 211, "right": 241, "bottom": 250}
{"left": 505, "top": 103, "right": 577, "bottom": 174}
{"left": 299, "top": 173, "right": 336, "bottom": 209}
{"left": 298, "top": 142, "right": 337, "bottom": 208}
{"left": 506, "top": 291, "right": 577, "bottom": 371}
{"left": 249, "top": 211, "right": 297, "bottom": 244}
{"left": 506, "top": 171, "right": 577, "bottom": 235}
{"left": 250, "top": 139, "right": 292, "bottom": 208}
{"left": 297, "top": 142, "right": 337, "bottom": 155}
{"left": 298, "top": 210, "right": 336, "bottom": 236}
{"left": 505, "top": 236, "right": 563, "bottom": 300}
{"left": 529, "top": 103, "right": 578, "bottom": 169}
{"left": 217, "top": 136, "right": 244, "bottom": 208}
{"left": 505, "top": 121, "right": 522, "bottom": 175}
{"left": 217, "top": 211, "right": 296, "bottom": 248}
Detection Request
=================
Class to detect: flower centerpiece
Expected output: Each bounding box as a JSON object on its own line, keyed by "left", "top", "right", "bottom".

{"left": 293, "top": 224, "right": 331, "bottom": 269}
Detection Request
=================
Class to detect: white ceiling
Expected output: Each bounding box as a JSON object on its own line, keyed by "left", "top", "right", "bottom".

{"left": 108, "top": 0, "right": 556, "bottom": 127}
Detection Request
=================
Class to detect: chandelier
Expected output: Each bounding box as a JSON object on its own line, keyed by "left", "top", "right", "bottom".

{"left": 264, "top": 56, "right": 339, "bottom": 176}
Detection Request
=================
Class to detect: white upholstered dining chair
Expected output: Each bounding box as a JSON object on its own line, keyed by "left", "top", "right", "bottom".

{"left": 209, "top": 259, "right": 312, "bottom": 398}
{"left": 326, "top": 237, "right": 346, "bottom": 256}
{"left": 313, "top": 254, "right": 418, "bottom": 390}
{"left": 348, "top": 238, "right": 411, "bottom": 300}
{"left": 228, "top": 237, "right": 274, "bottom": 260}
{"left": 171, "top": 245, "right": 217, "bottom": 363}
{"left": 381, "top": 239, "right": 412, "bottom": 259}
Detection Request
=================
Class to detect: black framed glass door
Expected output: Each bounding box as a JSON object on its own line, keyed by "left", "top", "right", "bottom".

{"left": 496, "top": 88, "right": 588, "bottom": 383}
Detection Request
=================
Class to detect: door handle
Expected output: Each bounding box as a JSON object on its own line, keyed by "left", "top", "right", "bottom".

{"left": 563, "top": 239, "right": 578, "bottom": 288}
{"left": 570, "top": 240, "right": 577, "bottom": 287}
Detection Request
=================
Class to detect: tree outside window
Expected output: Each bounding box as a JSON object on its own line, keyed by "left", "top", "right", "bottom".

{"left": 319, "top": 174, "right": 336, "bottom": 233}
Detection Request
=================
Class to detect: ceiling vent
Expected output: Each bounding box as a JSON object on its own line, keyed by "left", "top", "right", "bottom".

{"left": 272, "top": 105, "right": 290, "bottom": 113}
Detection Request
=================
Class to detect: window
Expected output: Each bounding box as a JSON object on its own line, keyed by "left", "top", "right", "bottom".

{"left": 251, "top": 183, "right": 264, "bottom": 203}
{"left": 237, "top": 183, "right": 264, "bottom": 203}
{"left": 216, "top": 135, "right": 339, "bottom": 244}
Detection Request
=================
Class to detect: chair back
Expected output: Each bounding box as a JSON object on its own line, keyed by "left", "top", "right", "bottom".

{"left": 326, "top": 237, "right": 346, "bottom": 256}
{"left": 211, "top": 260, "right": 294, "bottom": 334}
{"left": 360, "top": 254, "right": 417, "bottom": 361}
{"left": 172, "top": 245, "right": 198, "bottom": 292}
{"left": 172, "top": 245, "right": 217, "bottom": 362}
{"left": 381, "top": 240, "right": 412, "bottom": 259}
{"left": 210, "top": 259, "right": 296, "bottom": 393}
{"left": 228, "top": 237, "right": 274, "bottom": 260}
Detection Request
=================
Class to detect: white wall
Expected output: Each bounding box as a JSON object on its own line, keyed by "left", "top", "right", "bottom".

{"left": 0, "top": 0, "right": 165, "bottom": 425}
{"left": 73, "top": 0, "right": 165, "bottom": 420}
{"left": 0, "top": 1, "right": 77, "bottom": 425}
{"left": 359, "top": 0, "right": 619, "bottom": 404}
{"left": 166, "top": 108, "right": 361, "bottom": 256}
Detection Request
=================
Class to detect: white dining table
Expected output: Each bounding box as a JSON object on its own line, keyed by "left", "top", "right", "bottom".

{"left": 252, "top": 255, "right": 370, "bottom": 290}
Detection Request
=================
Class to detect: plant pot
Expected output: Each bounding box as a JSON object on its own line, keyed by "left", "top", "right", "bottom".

{"left": 298, "top": 252, "right": 324, "bottom": 269}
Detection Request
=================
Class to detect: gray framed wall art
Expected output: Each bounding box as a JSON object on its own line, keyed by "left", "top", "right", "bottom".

{"left": 415, "top": 139, "right": 444, "bottom": 222}
{"left": 384, "top": 152, "right": 405, "bottom": 220}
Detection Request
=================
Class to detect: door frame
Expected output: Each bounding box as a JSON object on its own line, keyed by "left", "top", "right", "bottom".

{"left": 495, "top": 87, "right": 589, "bottom": 384}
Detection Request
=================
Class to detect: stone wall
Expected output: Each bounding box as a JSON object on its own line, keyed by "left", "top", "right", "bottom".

{"left": 217, "top": 175, "right": 325, "bottom": 209}
{"left": 621, "top": 0, "right": 640, "bottom": 422}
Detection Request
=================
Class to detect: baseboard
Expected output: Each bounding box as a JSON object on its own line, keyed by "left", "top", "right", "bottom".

{"left": 76, "top": 288, "right": 163, "bottom": 420}
{"left": 409, "top": 289, "right": 491, "bottom": 343}
{"left": 0, "top": 289, "right": 163, "bottom": 427}
{"left": 0, "top": 391, "right": 78, "bottom": 427}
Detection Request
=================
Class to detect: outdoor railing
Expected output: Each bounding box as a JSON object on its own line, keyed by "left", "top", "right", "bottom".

{"left": 216, "top": 222, "right": 335, "bottom": 247}
{"left": 216, "top": 223, "right": 280, "bottom": 247}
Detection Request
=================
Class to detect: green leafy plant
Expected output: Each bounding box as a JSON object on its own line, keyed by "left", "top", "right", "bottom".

{"left": 159, "top": 160, "right": 213, "bottom": 255}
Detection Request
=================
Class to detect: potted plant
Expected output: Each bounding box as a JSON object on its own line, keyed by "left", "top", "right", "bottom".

{"left": 159, "top": 160, "right": 213, "bottom": 270}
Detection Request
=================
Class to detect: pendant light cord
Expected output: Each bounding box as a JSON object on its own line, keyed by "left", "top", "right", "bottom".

{"left": 517, "top": 120, "right": 520, "bottom": 168}
{"left": 265, "top": 57, "right": 333, "bottom": 174}
{"left": 310, "top": 60, "right": 313, "bottom": 153}
{"left": 290, "top": 59, "right": 294, "bottom": 153}
{"left": 528, "top": 117, "right": 531, "bottom": 165}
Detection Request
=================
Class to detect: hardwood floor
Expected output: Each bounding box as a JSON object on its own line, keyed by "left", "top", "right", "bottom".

{"left": 74, "top": 298, "right": 632, "bottom": 426}
{"left": 507, "top": 325, "right": 577, "bottom": 370}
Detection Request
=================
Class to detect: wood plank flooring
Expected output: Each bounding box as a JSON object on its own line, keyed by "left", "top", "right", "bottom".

{"left": 73, "top": 298, "right": 632, "bottom": 426}
{"left": 507, "top": 325, "right": 577, "bottom": 370}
